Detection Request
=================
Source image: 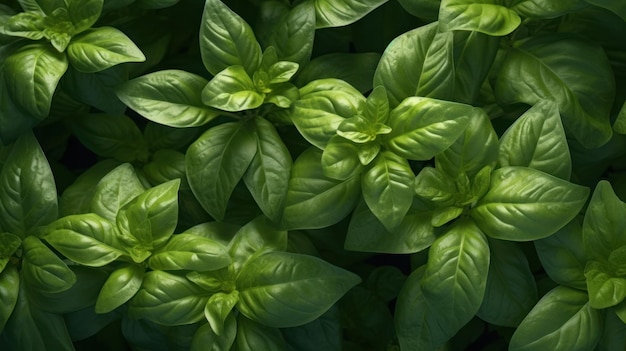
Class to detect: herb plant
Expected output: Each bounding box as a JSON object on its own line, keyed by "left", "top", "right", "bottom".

{"left": 1, "top": 0, "right": 626, "bottom": 350}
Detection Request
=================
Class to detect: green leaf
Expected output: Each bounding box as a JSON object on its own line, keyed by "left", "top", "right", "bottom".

{"left": 496, "top": 33, "right": 614, "bottom": 148}
{"left": 321, "top": 135, "right": 365, "bottom": 180}
{"left": 62, "top": 65, "right": 128, "bottom": 114}
{"left": 202, "top": 65, "right": 265, "bottom": 112}
{"left": 95, "top": 263, "right": 145, "bottom": 313}
{"left": 116, "top": 179, "right": 181, "bottom": 250}
{"left": 129, "top": 270, "right": 208, "bottom": 326}
{"left": 70, "top": 113, "right": 149, "bottom": 162}
{"left": 67, "top": 27, "right": 145, "bottom": 73}
{"left": 472, "top": 167, "right": 589, "bottom": 241}
{"left": 3, "top": 43, "right": 68, "bottom": 118}
{"left": 236, "top": 251, "right": 361, "bottom": 328}
{"left": 228, "top": 215, "right": 287, "bottom": 274}
{"left": 290, "top": 79, "right": 365, "bottom": 149}
{"left": 583, "top": 180, "right": 626, "bottom": 262}
{"left": 453, "top": 30, "right": 500, "bottom": 104}
{"left": 205, "top": 291, "right": 239, "bottom": 335}
{"left": 243, "top": 117, "right": 292, "bottom": 222}
{"left": 397, "top": 0, "right": 440, "bottom": 19}
{"left": 294, "top": 53, "right": 381, "bottom": 94}
{"left": 585, "top": 0, "right": 626, "bottom": 21}
{"left": 0, "top": 70, "right": 41, "bottom": 145}
{"left": 511, "top": 0, "right": 588, "bottom": 19}
{"left": 116, "top": 69, "right": 220, "bottom": 128}
{"left": 345, "top": 198, "right": 435, "bottom": 254}
{"left": 313, "top": 0, "right": 388, "bottom": 28}
{"left": 65, "top": 0, "right": 103, "bottom": 33}
{"left": 41, "top": 213, "right": 126, "bottom": 267}
{"left": 191, "top": 318, "right": 237, "bottom": 351}
{"left": 585, "top": 260, "right": 626, "bottom": 309}
{"left": 0, "top": 132, "right": 58, "bottom": 237}
{"left": 374, "top": 23, "right": 455, "bottom": 107}
{"left": 281, "top": 306, "right": 341, "bottom": 351}
{"left": 148, "top": 234, "right": 231, "bottom": 272}
{"left": 200, "top": 0, "right": 261, "bottom": 76}
{"left": 499, "top": 99, "right": 572, "bottom": 180}
{"left": 235, "top": 316, "right": 287, "bottom": 351}
{"left": 510, "top": 286, "right": 602, "bottom": 351}
{"left": 477, "top": 239, "right": 537, "bottom": 327}
{"left": 281, "top": 148, "right": 361, "bottom": 230}
{"left": 596, "top": 310, "right": 626, "bottom": 351}
{"left": 362, "top": 151, "right": 415, "bottom": 231}
{"left": 439, "top": 0, "right": 521, "bottom": 36}
{"left": 143, "top": 122, "right": 199, "bottom": 152}
{"left": 59, "top": 159, "right": 120, "bottom": 216}
{"left": 383, "top": 97, "right": 472, "bottom": 160}
{"left": 0, "top": 233, "right": 20, "bottom": 273}
{"left": 414, "top": 166, "right": 457, "bottom": 206}
{"left": 186, "top": 121, "right": 257, "bottom": 221}
{"left": 420, "top": 218, "right": 490, "bottom": 340}
{"left": 264, "top": 2, "right": 315, "bottom": 66}
{"left": 0, "top": 265, "right": 19, "bottom": 331}
{"left": 91, "top": 163, "right": 145, "bottom": 223}
{"left": 3, "top": 12, "right": 45, "bottom": 40}
{"left": 142, "top": 149, "right": 186, "bottom": 187}
{"left": 21, "top": 236, "right": 76, "bottom": 294}
{"left": 435, "top": 112, "right": 498, "bottom": 180}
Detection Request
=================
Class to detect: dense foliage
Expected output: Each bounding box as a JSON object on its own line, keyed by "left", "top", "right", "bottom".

{"left": 1, "top": 0, "right": 626, "bottom": 350}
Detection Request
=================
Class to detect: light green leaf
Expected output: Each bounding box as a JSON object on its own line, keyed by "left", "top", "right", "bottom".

{"left": 313, "top": 0, "right": 388, "bottom": 28}
{"left": 383, "top": 97, "right": 472, "bottom": 160}
{"left": 116, "top": 69, "right": 220, "bottom": 128}
{"left": 496, "top": 33, "right": 614, "bottom": 148}
{"left": 0, "top": 233, "right": 20, "bottom": 273}
{"left": 90, "top": 163, "right": 145, "bottom": 223}
{"left": 186, "top": 121, "right": 257, "bottom": 221}
{"left": 200, "top": 0, "right": 261, "bottom": 76}
{"left": 477, "top": 239, "right": 537, "bottom": 327}
{"left": 41, "top": 213, "right": 126, "bottom": 267}
{"left": 321, "top": 135, "right": 365, "bottom": 180}
{"left": 0, "top": 265, "right": 19, "bottom": 331}
{"left": 510, "top": 286, "right": 602, "bottom": 351}
{"left": 265, "top": 1, "right": 315, "bottom": 66}
{"left": 0, "top": 132, "right": 58, "bottom": 237}
{"left": 148, "top": 234, "right": 231, "bottom": 272}
{"left": 95, "top": 263, "right": 145, "bottom": 313}
{"left": 583, "top": 180, "right": 626, "bottom": 262}
{"left": 129, "top": 270, "right": 208, "bottom": 325}
{"left": 431, "top": 206, "right": 463, "bottom": 227}
{"left": 202, "top": 65, "right": 264, "bottom": 112}
{"left": 290, "top": 79, "right": 365, "bottom": 149}
{"left": 70, "top": 113, "right": 149, "bottom": 162}
{"left": 65, "top": 0, "right": 103, "bottom": 33}
{"left": 227, "top": 215, "right": 287, "bottom": 274}
{"left": 281, "top": 148, "right": 361, "bottom": 230}
{"left": 243, "top": 117, "right": 292, "bottom": 222}
{"left": 3, "top": 12, "right": 45, "bottom": 40}
{"left": 374, "top": 23, "right": 455, "bottom": 107}
{"left": 585, "top": 260, "right": 626, "bottom": 309}
{"left": 499, "top": 99, "right": 572, "bottom": 180}
{"left": 235, "top": 316, "right": 287, "bottom": 351}
{"left": 294, "top": 53, "right": 381, "bottom": 94}
{"left": 414, "top": 166, "right": 457, "bottom": 206}
{"left": 237, "top": 251, "right": 361, "bottom": 328}
{"left": 362, "top": 151, "right": 415, "bottom": 231}
{"left": 205, "top": 291, "right": 239, "bottom": 335}
{"left": 439, "top": 0, "right": 521, "bottom": 36}
{"left": 472, "top": 167, "right": 589, "bottom": 241}
{"left": 3, "top": 43, "right": 68, "bottom": 118}
{"left": 67, "top": 27, "right": 145, "bottom": 73}
{"left": 21, "top": 236, "right": 76, "bottom": 294}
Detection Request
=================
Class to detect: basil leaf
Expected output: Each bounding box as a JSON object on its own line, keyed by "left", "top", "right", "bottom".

{"left": 0, "top": 132, "right": 57, "bottom": 237}
{"left": 294, "top": 53, "right": 381, "bottom": 94}
{"left": 472, "top": 167, "right": 589, "bottom": 241}
{"left": 62, "top": 65, "right": 128, "bottom": 114}
{"left": 42, "top": 213, "right": 127, "bottom": 267}
{"left": 191, "top": 318, "right": 236, "bottom": 351}
{"left": 95, "top": 263, "right": 145, "bottom": 313}
{"left": 585, "top": 0, "right": 626, "bottom": 21}
{"left": 496, "top": 33, "right": 614, "bottom": 148}
{"left": 414, "top": 166, "right": 457, "bottom": 206}
{"left": 290, "top": 79, "right": 365, "bottom": 149}
{"left": 59, "top": 159, "right": 120, "bottom": 216}
{"left": 583, "top": 180, "right": 626, "bottom": 262}
{"left": 0, "top": 70, "right": 41, "bottom": 145}
{"left": 321, "top": 135, "right": 365, "bottom": 180}
{"left": 439, "top": 0, "right": 521, "bottom": 36}
{"left": 148, "top": 234, "right": 231, "bottom": 272}
{"left": 477, "top": 239, "right": 537, "bottom": 327}
{"left": 70, "top": 113, "right": 149, "bottom": 162}
{"left": 281, "top": 306, "right": 341, "bottom": 351}
{"left": 511, "top": 0, "right": 588, "bottom": 19}
{"left": 281, "top": 148, "right": 361, "bottom": 230}
{"left": 362, "top": 151, "right": 414, "bottom": 231}
{"left": 143, "top": 123, "right": 199, "bottom": 152}
{"left": 129, "top": 270, "right": 208, "bottom": 325}
{"left": 235, "top": 316, "right": 287, "bottom": 351}
{"left": 228, "top": 215, "right": 287, "bottom": 274}
{"left": 596, "top": 310, "right": 626, "bottom": 351}
{"left": 0, "top": 233, "right": 20, "bottom": 273}
{"left": 384, "top": 97, "right": 472, "bottom": 160}
{"left": 200, "top": 0, "right": 261, "bottom": 76}
{"left": 3, "top": 12, "right": 45, "bottom": 40}
{"left": 21, "top": 236, "right": 76, "bottom": 294}
{"left": 499, "top": 99, "right": 572, "bottom": 180}
{"left": 265, "top": 2, "right": 315, "bottom": 66}
{"left": 143, "top": 149, "right": 186, "bottom": 187}
{"left": 201, "top": 65, "right": 264, "bottom": 112}
{"left": 91, "top": 163, "right": 145, "bottom": 222}
{"left": 242, "top": 117, "right": 292, "bottom": 222}
{"left": 205, "top": 291, "right": 239, "bottom": 335}
{"left": 65, "top": 0, "right": 103, "bottom": 33}
{"left": 313, "top": 0, "right": 388, "bottom": 28}
{"left": 116, "top": 69, "right": 220, "bottom": 128}
{"left": 510, "top": 286, "right": 602, "bottom": 351}
{"left": 585, "top": 260, "right": 626, "bottom": 309}
{"left": 453, "top": 30, "right": 499, "bottom": 104}
{"left": 374, "top": 23, "right": 454, "bottom": 107}
{"left": 397, "top": 0, "right": 440, "bottom": 20}
{"left": 3, "top": 43, "right": 68, "bottom": 119}
{"left": 67, "top": 27, "right": 145, "bottom": 73}
{"left": 0, "top": 265, "right": 19, "bottom": 331}
{"left": 236, "top": 251, "right": 360, "bottom": 328}
{"left": 186, "top": 121, "right": 257, "bottom": 221}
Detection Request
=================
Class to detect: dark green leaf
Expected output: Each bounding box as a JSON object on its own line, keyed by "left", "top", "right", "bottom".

{"left": 143, "top": 149, "right": 186, "bottom": 187}
{"left": 235, "top": 316, "right": 287, "bottom": 351}
{"left": 95, "top": 263, "right": 145, "bottom": 313}
{"left": 265, "top": 2, "right": 315, "bottom": 66}
{"left": 191, "top": 318, "right": 236, "bottom": 351}
{"left": 62, "top": 65, "right": 128, "bottom": 114}
{"left": 511, "top": 0, "right": 588, "bottom": 19}
{"left": 59, "top": 159, "right": 120, "bottom": 216}
{"left": 313, "top": 0, "right": 388, "bottom": 28}
{"left": 585, "top": 0, "right": 626, "bottom": 21}
{"left": 149, "top": 234, "right": 231, "bottom": 272}
{"left": 143, "top": 122, "right": 199, "bottom": 152}
{"left": 0, "top": 233, "right": 20, "bottom": 273}
{"left": 201, "top": 65, "right": 264, "bottom": 112}
{"left": 0, "top": 265, "right": 19, "bottom": 331}
{"left": 21, "top": 236, "right": 76, "bottom": 294}
{"left": 583, "top": 180, "right": 626, "bottom": 262}
{"left": 397, "top": 0, "right": 440, "bottom": 20}
{"left": 294, "top": 53, "right": 381, "bottom": 94}
{"left": 453, "top": 30, "right": 499, "bottom": 104}
{"left": 186, "top": 121, "right": 257, "bottom": 221}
